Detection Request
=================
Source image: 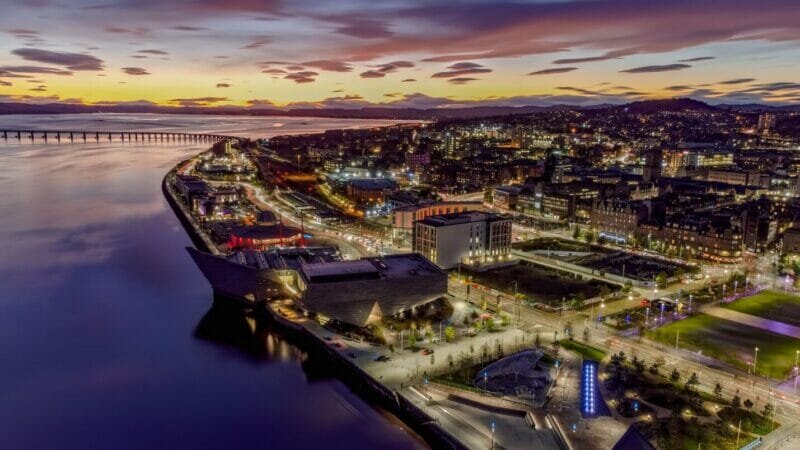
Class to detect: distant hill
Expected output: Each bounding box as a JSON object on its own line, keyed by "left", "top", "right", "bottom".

{"left": 610, "top": 98, "right": 719, "bottom": 114}
{"left": 0, "top": 102, "right": 576, "bottom": 120}
{"left": 0, "top": 97, "right": 794, "bottom": 120}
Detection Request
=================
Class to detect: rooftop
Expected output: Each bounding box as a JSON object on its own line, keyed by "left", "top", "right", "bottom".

{"left": 347, "top": 178, "right": 397, "bottom": 190}
{"left": 417, "top": 211, "right": 508, "bottom": 227}
{"left": 300, "top": 253, "right": 444, "bottom": 283}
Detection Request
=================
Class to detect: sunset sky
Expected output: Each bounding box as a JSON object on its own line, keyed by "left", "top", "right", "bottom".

{"left": 1, "top": 0, "right": 799, "bottom": 109}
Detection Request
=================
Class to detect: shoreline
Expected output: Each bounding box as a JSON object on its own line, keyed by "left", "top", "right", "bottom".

{"left": 162, "top": 152, "right": 466, "bottom": 450}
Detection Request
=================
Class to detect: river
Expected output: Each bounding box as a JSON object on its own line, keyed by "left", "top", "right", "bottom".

{"left": 0, "top": 114, "right": 423, "bottom": 449}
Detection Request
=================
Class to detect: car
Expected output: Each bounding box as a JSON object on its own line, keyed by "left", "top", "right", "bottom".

{"left": 373, "top": 355, "right": 391, "bottom": 362}
{"left": 422, "top": 348, "right": 434, "bottom": 355}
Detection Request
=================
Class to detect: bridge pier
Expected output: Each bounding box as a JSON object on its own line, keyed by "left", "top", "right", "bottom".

{"left": 0, "top": 129, "right": 232, "bottom": 145}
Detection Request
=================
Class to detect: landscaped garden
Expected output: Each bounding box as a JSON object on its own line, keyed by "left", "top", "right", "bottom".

{"left": 723, "top": 290, "right": 800, "bottom": 327}
{"left": 649, "top": 314, "right": 800, "bottom": 379}
{"left": 559, "top": 339, "right": 607, "bottom": 361}
{"left": 605, "top": 350, "right": 779, "bottom": 450}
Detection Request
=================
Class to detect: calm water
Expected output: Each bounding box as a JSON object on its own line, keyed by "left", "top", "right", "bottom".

{"left": 0, "top": 114, "right": 422, "bottom": 450}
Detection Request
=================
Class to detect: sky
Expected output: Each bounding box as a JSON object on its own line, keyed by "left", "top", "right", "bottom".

{"left": 0, "top": 0, "right": 799, "bottom": 109}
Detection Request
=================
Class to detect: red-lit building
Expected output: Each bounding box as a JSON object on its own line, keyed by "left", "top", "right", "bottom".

{"left": 228, "top": 224, "right": 303, "bottom": 250}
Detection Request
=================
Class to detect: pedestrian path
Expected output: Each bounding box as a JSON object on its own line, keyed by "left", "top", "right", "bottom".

{"left": 704, "top": 307, "right": 800, "bottom": 339}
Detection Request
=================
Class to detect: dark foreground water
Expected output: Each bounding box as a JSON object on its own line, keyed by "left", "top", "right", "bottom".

{"left": 0, "top": 115, "right": 422, "bottom": 449}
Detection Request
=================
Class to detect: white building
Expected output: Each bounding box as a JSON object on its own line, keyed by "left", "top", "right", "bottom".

{"left": 413, "top": 211, "right": 512, "bottom": 269}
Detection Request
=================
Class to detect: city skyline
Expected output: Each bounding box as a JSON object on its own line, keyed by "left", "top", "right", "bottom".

{"left": 1, "top": 0, "right": 800, "bottom": 109}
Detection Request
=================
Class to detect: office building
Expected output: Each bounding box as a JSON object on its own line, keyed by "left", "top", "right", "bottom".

{"left": 413, "top": 211, "right": 512, "bottom": 269}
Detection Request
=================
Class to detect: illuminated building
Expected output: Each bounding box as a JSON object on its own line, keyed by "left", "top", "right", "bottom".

{"left": 413, "top": 211, "right": 511, "bottom": 269}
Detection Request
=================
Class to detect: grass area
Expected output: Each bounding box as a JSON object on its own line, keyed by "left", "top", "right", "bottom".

{"left": 465, "top": 261, "right": 618, "bottom": 305}
{"left": 559, "top": 339, "right": 607, "bottom": 361}
{"left": 723, "top": 290, "right": 800, "bottom": 327}
{"left": 649, "top": 314, "right": 800, "bottom": 379}
{"left": 635, "top": 417, "right": 739, "bottom": 450}
{"left": 511, "top": 237, "right": 611, "bottom": 254}
{"left": 718, "top": 407, "right": 780, "bottom": 436}
{"left": 641, "top": 388, "right": 709, "bottom": 416}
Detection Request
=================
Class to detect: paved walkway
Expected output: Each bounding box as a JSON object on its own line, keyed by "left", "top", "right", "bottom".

{"left": 704, "top": 306, "right": 800, "bottom": 339}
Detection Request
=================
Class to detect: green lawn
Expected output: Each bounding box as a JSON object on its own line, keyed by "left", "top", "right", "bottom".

{"left": 649, "top": 314, "right": 800, "bottom": 379}
{"left": 723, "top": 290, "right": 800, "bottom": 327}
{"left": 466, "top": 262, "right": 618, "bottom": 305}
{"left": 559, "top": 339, "right": 607, "bottom": 361}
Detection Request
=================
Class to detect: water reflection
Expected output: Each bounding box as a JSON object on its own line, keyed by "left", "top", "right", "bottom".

{"left": 0, "top": 115, "right": 423, "bottom": 450}
{"left": 194, "top": 301, "right": 306, "bottom": 363}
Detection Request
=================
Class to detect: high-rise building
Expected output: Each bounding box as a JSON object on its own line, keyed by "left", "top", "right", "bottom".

{"left": 757, "top": 113, "right": 776, "bottom": 134}
{"left": 642, "top": 148, "right": 663, "bottom": 183}
{"left": 413, "top": 211, "right": 511, "bottom": 269}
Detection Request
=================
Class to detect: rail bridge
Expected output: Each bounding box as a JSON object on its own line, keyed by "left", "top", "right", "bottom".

{"left": 0, "top": 129, "right": 239, "bottom": 143}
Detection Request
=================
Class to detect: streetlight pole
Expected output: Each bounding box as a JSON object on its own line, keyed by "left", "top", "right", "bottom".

{"left": 795, "top": 350, "right": 799, "bottom": 394}
{"left": 490, "top": 419, "right": 496, "bottom": 450}
{"left": 735, "top": 417, "right": 742, "bottom": 449}
{"left": 754, "top": 347, "right": 760, "bottom": 377}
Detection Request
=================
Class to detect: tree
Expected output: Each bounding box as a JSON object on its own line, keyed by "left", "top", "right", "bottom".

{"left": 583, "top": 230, "right": 595, "bottom": 243}
{"left": 572, "top": 226, "right": 581, "bottom": 239}
{"left": 444, "top": 326, "right": 456, "bottom": 343}
{"left": 570, "top": 293, "right": 586, "bottom": 310}
{"left": 598, "top": 285, "right": 612, "bottom": 299}
{"left": 553, "top": 341, "right": 561, "bottom": 356}
{"left": 632, "top": 355, "right": 646, "bottom": 374}
{"left": 623, "top": 281, "right": 633, "bottom": 294}
{"left": 611, "top": 351, "right": 627, "bottom": 366}
{"left": 744, "top": 399, "right": 754, "bottom": 411}
{"left": 655, "top": 271, "right": 668, "bottom": 289}
{"left": 762, "top": 403, "right": 774, "bottom": 418}
{"left": 670, "top": 368, "right": 681, "bottom": 383}
{"left": 731, "top": 395, "right": 741, "bottom": 409}
{"left": 501, "top": 314, "right": 510, "bottom": 327}
{"left": 486, "top": 317, "right": 496, "bottom": 330}
{"left": 685, "top": 372, "right": 700, "bottom": 394}
{"left": 714, "top": 382, "right": 723, "bottom": 400}
{"left": 409, "top": 331, "right": 417, "bottom": 349}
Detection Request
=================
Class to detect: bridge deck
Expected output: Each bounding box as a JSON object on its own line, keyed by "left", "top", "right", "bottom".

{"left": 0, "top": 129, "right": 239, "bottom": 141}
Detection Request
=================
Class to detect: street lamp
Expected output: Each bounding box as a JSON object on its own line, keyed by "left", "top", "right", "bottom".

{"left": 794, "top": 350, "right": 799, "bottom": 394}
{"left": 490, "top": 419, "right": 496, "bottom": 450}
{"left": 754, "top": 347, "right": 760, "bottom": 377}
